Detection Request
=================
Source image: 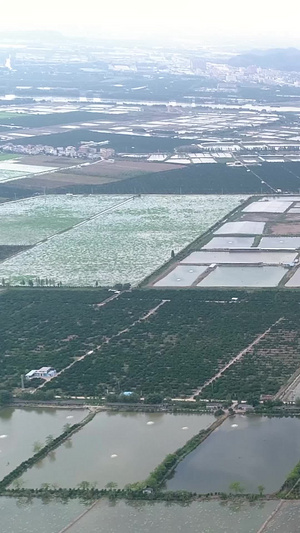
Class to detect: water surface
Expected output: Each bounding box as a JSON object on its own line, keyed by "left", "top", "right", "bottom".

{"left": 21, "top": 412, "right": 214, "bottom": 489}
{"left": 167, "top": 416, "right": 300, "bottom": 494}
{"left": 68, "top": 499, "right": 278, "bottom": 533}
{"left": 0, "top": 407, "right": 87, "bottom": 480}
{"left": 0, "top": 496, "right": 87, "bottom": 533}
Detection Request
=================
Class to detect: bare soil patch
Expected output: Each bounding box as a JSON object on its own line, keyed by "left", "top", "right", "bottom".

{"left": 239, "top": 213, "right": 280, "bottom": 222}
{"left": 267, "top": 223, "right": 300, "bottom": 235}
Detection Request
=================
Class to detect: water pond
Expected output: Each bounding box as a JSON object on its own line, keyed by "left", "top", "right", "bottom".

{"left": 67, "top": 499, "right": 278, "bottom": 533}
{"left": 0, "top": 496, "right": 87, "bottom": 533}
{"left": 20, "top": 412, "right": 215, "bottom": 489}
{"left": 0, "top": 407, "right": 87, "bottom": 480}
{"left": 167, "top": 416, "right": 300, "bottom": 494}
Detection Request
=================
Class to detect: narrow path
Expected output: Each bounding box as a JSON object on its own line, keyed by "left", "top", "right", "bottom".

{"left": 35, "top": 299, "right": 169, "bottom": 392}
{"left": 188, "top": 317, "right": 284, "bottom": 399}
{"left": 256, "top": 500, "right": 284, "bottom": 533}
{"left": 58, "top": 500, "right": 99, "bottom": 533}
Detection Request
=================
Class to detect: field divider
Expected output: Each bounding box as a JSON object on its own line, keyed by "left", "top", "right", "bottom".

{"left": 34, "top": 298, "right": 170, "bottom": 392}
{"left": 256, "top": 500, "right": 284, "bottom": 533}
{"left": 190, "top": 317, "right": 285, "bottom": 399}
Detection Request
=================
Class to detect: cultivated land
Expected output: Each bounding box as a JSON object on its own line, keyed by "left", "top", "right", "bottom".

{"left": 2, "top": 288, "right": 300, "bottom": 401}
{"left": 0, "top": 194, "right": 243, "bottom": 286}
{"left": 150, "top": 195, "right": 300, "bottom": 289}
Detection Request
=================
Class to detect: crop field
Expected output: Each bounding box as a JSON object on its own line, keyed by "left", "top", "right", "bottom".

{"left": 8, "top": 129, "right": 188, "bottom": 153}
{"left": 197, "top": 265, "right": 287, "bottom": 287}
{"left": 79, "top": 162, "right": 300, "bottom": 195}
{"left": 0, "top": 195, "right": 243, "bottom": 286}
{"left": 201, "top": 316, "right": 300, "bottom": 400}
{"left": 2, "top": 289, "right": 300, "bottom": 398}
{"left": 0, "top": 289, "right": 161, "bottom": 390}
{"left": 41, "top": 290, "right": 298, "bottom": 398}
{"left": 0, "top": 195, "right": 125, "bottom": 246}
{"left": 0, "top": 245, "right": 31, "bottom": 261}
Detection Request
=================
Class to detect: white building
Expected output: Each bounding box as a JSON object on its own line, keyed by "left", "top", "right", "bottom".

{"left": 25, "top": 367, "right": 57, "bottom": 380}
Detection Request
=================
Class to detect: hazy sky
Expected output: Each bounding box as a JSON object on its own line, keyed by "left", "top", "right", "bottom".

{"left": 3, "top": 0, "right": 300, "bottom": 47}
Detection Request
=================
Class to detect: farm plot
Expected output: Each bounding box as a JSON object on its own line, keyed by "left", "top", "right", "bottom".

{"left": 0, "top": 195, "right": 243, "bottom": 286}
{"left": 197, "top": 265, "right": 287, "bottom": 287}
{"left": 201, "top": 317, "right": 300, "bottom": 400}
{"left": 43, "top": 290, "right": 286, "bottom": 398}
{"left": 0, "top": 195, "right": 125, "bottom": 246}
{"left": 0, "top": 289, "right": 160, "bottom": 390}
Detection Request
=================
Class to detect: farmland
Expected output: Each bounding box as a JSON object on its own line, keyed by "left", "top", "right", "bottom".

{"left": 2, "top": 288, "right": 296, "bottom": 399}
{"left": 0, "top": 195, "right": 126, "bottom": 245}
{"left": 0, "top": 194, "right": 243, "bottom": 286}
{"left": 200, "top": 316, "right": 300, "bottom": 400}
{"left": 2, "top": 289, "right": 300, "bottom": 399}
{"left": 0, "top": 289, "right": 160, "bottom": 390}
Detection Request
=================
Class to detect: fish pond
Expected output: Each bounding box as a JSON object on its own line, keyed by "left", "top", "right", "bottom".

{"left": 67, "top": 499, "right": 278, "bottom": 533}
{"left": 20, "top": 412, "right": 215, "bottom": 489}
{"left": 0, "top": 407, "right": 87, "bottom": 480}
{"left": 0, "top": 496, "right": 88, "bottom": 533}
{"left": 166, "top": 416, "right": 300, "bottom": 494}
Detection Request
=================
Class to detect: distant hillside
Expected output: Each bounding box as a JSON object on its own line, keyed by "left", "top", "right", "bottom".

{"left": 228, "top": 48, "right": 300, "bottom": 71}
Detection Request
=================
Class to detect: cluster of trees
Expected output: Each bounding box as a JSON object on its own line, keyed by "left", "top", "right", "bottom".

{"left": 202, "top": 316, "right": 300, "bottom": 400}
{"left": 0, "top": 289, "right": 159, "bottom": 392}
{"left": 18, "top": 278, "right": 62, "bottom": 287}
{"left": 90, "top": 162, "right": 300, "bottom": 195}
{"left": 43, "top": 290, "right": 294, "bottom": 399}
{"left": 279, "top": 461, "right": 300, "bottom": 498}
{"left": 0, "top": 390, "right": 12, "bottom": 406}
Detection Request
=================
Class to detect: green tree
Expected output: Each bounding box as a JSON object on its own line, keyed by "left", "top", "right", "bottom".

{"left": 45, "top": 434, "right": 54, "bottom": 446}
{"left": 229, "top": 481, "right": 245, "bottom": 494}
{"left": 258, "top": 484, "right": 265, "bottom": 496}
{"left": 105, "top": 481, "right": 118, "bottom": 490}
{"left": 0, "top": 390, "right": 12, "bottom": 406}
{"left": 144, "top": 393, "right": 164, "bottom": 404}
{"left": 33, "top": 441, "right": 42, "bottom": 453}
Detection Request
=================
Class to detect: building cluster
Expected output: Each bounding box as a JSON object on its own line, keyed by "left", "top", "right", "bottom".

{"left": 1, "top": 143, "right": 115, "bottom": 160}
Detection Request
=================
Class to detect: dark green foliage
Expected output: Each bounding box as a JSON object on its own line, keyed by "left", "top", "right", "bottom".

{"left": 0, "top": 390, "right": 12, "bottom": 405}
{"left": 43, "top": 289, "right": 299, "bottom": 398}
{"left": 202, "top": 317, "right": 300, "bottom": 400}
{"left": 0, "top": 288, "right": 160, "bottom": 391}
{"left": 69, "top": 162, "right": 300, "bottom": 195}
{"left": 3, "top": 288, "right": 300, "bottom": 401}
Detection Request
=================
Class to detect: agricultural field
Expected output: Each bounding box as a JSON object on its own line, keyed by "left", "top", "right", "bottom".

{"left": 0, "top": 289, "right": 160, "bottom": 390}
{"left": 80, "top": 162, "right": 300, "bottom": 195}
{"left": 8, "top": 129, "right": 188, "bottom": 153}
{"left": 0, "top": 195, "right": 126, "bottom": 246}
{"left": 40, "top": 290, "right": 299, "bottom": 398}
{"left": 151, "top": 195, "right": 300, "bottom": 288}
{"left": 201, "top": 316, "right": 300, "bottom": 400}
{"left": 0, "top": 195, "right": 243, "bottom": 286}
{"left": 0, "top": 245, "right": 31, "bottom": 261}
